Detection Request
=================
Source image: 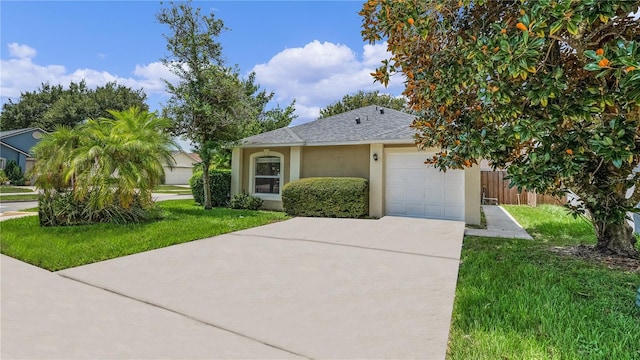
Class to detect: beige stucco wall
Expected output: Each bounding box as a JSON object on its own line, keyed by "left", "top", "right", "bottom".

{"left": 235, "top": 143, "right": 480, "bottom": 224}
{"left": 301, "top": 145, "right": 370, "bottom": 180}
{"left": 464, "top": 165, "right": 481, "bottom": 225}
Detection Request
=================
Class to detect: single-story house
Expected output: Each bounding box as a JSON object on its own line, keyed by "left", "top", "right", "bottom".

{"left": 231, "top": 105, "right": 481, "bottom": 224}
{"left": 0, "top": 127, "right": 46, "bottom": 175}
{"left": 163, "top": 151, "right": 200, "bottom": 185}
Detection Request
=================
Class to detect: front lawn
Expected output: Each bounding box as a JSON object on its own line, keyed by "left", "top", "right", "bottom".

{"left": 0, "top": 200, "right": 287, "bottom": 271}
{"left": 448, "top": 205, "right": 640, "bottom": 360}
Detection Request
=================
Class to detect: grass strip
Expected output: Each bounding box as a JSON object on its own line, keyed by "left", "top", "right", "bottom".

{"left": 0, "top": 186, "right": 35, "bottom": 194}
{"left": 0, "top": 194, "right": 39, "bottom": 202}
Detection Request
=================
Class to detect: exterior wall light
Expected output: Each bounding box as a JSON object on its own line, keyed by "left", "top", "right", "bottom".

{"left": 373, "top": 153, "right": 378, "bottom": 161}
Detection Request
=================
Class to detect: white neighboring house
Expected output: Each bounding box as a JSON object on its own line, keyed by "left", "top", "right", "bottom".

{"left": 164, "top": 151, "right": 200, "bottom": 185}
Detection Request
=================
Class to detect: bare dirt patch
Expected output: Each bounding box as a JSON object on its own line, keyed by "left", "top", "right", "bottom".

{"left": 550, "top": 245, "right": 640, "bottom": 273}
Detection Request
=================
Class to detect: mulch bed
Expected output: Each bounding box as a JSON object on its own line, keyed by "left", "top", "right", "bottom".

{"left": 550, "top": 245, "right": 640, "bottom": 273}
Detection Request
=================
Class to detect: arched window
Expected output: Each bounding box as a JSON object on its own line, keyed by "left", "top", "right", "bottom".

{"left": 249, "top": 151, "right": 284, "bottom": 200}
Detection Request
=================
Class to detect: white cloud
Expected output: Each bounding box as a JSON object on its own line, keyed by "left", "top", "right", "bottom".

{"left": 252, "top": 40, "right": 404, "bottom": 124}
{"left": 0, "top": 43, "right": 177, "bottom": 101}
{"left": 7, "top": 43, "right": 36, "bottom": 59}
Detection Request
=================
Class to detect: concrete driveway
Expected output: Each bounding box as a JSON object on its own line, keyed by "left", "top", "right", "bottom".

{"left": 2, "top": 216, "right": 464, "bottom": 359}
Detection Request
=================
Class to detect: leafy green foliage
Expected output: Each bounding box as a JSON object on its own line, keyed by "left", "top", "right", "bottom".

{"left": 38, "top": 191, "right": 162, "bottom": 226}
{"left": 361, "top": 0, "right": 640, "bottom": 257}
{"left": 158, "top": 1, "right": 258, "bottom": 209}
{"left": 318, "top": 90, "right": 408, "bottom": 119}
{"left": 4, "top": 160, "right": 24, "bottom": 185}
{"left": 229, "top": 192, "right": 263, "bottom": 210}
{"left": 31, "top": 107, "right": 176, "bottom": 226}
{"left": 0, "top": 170, "right": 8, "bottom": 184}
{"left": 282, "top": 177, "right": 369, "bottom": 218}
{"left": 189, "top": 168, "right": 231, "bottom": 207}
{"left": 0, "top": 81, "right": 148, "bottom": 131}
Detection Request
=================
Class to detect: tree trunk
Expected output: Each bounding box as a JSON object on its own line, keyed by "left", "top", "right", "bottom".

{"left": 594, "top": 219, "right": 639, "bottom": 259}
{"left": 202, "top": 159, "right": 213, "bottom": 210}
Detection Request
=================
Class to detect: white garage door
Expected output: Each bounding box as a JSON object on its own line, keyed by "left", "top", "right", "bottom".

{"left": 164, "top": 167, "right": 193, "bottom": 185}
{"left": 385, "top": 152, "right": 465, "bottom": 221}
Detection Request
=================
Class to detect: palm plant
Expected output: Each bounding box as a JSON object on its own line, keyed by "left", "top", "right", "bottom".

{"left": 31, "top": 107, "right": 176, "bottom": 224}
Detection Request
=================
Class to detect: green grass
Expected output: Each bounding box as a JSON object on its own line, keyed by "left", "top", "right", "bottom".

{"left": 0, "top": 200, "right": 288, "bottom": 271}
{"left": 153, "top": 185, "right": 192, "bottom": 194}
{"left": 0, "top": 186, "right": 35, "bottom": 194}
{"left": 448, "top": 204, "right": 640, "bottom": 360}
{"left": 0, "top": 194, "right": 39, "bottom": 202}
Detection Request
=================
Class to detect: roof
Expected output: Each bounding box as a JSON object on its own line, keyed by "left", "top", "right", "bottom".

{"left": 171, "top": 150, "right": 201, "bottom": 163}
{"left": 0, "top": 127, "right": 47, "bottom": 139}
{"left": 239, "top": 105, "right": 417, "bottom": 147}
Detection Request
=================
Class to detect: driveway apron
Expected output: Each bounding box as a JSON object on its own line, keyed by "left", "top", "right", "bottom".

{"left": 15, "top": 216, "right": 465, "bottom": 359}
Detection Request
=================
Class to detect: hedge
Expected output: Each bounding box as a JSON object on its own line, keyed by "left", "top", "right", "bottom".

{"left": 190, "top": 169, "right": 231, "bottom": 207}
{"left": 282, "top": 177, "right": 369, "bottom": 218}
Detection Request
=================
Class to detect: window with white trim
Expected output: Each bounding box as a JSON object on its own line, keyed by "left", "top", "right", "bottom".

{"left": 249, "top": 151, "right": 284, "bottom": 199}
{"left": 0, "top": 158, "right": 5, "bottom": 170}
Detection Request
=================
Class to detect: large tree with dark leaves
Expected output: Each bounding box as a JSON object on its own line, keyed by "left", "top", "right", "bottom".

{"left": 362, "top": 0, "right": 640, "bottom": 257}
{"left": 0, "top": 81, "right": 148, "bottom": 131}
{"left": 318, "top": 90, "right": 407, "bottom": 119}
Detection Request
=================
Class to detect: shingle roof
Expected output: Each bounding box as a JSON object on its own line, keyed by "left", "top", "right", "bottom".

{"left": 240, "top": 105, "right": 417, "bottom": 147}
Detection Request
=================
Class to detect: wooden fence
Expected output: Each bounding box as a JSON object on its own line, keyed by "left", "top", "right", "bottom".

{"left": 481, "top": 170, "right": 566, "bottom": 206}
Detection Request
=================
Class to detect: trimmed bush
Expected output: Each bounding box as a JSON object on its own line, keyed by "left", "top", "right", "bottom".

{"left": 5, "top": 160, "right": 24, "bottom": 185}
{"left": 190, "top": 169, "right": 231, "bottom": 207}
{"left": 230, "top": 192, "right": 263, "bottom": 210}
{"left": 282, "top": 177, "right": 369, "bottom": 218}
{"left": 38, "top": 190, "right": 162, "bottom": 227}
{"left": 0, "top": 169, "right": 9, "bottom": 184}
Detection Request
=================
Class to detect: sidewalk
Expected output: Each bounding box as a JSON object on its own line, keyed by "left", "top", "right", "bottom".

{"left": 465, "top": 205, "right": 533, "bottom": 239}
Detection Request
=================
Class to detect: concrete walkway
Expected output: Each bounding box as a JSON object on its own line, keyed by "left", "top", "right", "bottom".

{"left": 2, "top": 216, "right": 465, "bottom": 359}
{"left": 465, "top": 205, "right": 533, "bottom": 239}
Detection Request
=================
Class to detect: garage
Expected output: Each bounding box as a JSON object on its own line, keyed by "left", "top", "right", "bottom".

{"left": 385, "top": 152, "right": 465, "bottom": 221}
{"left": 163, "top": 167, "right": 193, "bottom": 185}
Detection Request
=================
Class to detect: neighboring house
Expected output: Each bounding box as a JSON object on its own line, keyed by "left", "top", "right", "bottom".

{"left": 0, "top": 128, "right": 46, "bottom": 175}
{"left": 163, "top": 151, "right": 200, "bottom": 185}
{"left": 231, "top": 105, "right": 481, "bottom": 224}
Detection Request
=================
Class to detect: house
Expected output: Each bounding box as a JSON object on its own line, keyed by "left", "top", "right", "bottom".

{"left": 163, "top": 151, "right": 200, "bottom": 185}
{"left": 231, "top": 105, "right": 481, "bottom": 224}
{"left": 0, "top": 127, "right": 46, "bottom": 175}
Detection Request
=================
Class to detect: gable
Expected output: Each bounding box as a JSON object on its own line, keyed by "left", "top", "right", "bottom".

{"left": 168, "top": 151, "right": 199, "bottom": 167}
{"left": 0, "top": 128, "right": 45, "bottom": 155}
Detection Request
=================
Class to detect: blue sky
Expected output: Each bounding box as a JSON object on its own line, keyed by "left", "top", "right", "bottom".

{"left": 1, "top": 0, "right": 405, "bottom": 142}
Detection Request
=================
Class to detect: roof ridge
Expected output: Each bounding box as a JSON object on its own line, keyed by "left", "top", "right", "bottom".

{"left": 284, "top": 127, "right": 303, "bottom": 143}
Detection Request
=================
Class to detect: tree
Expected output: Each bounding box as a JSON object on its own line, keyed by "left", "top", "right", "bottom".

{"left": 31, "top": 107, "right": 175, "bottom": 224}
{"left": 361, "top": 1, "right": 640, "bottom": 258}
{"left": 241, "top": 72, "right": 298, "bottom": 136}
{"left": 318, "top": 90, "right": 407, "bottom": 119}
{"left": 158, "top": 1, "right": 265, "bottom": 209}
{"left": 0, "top": 81, "right": 148, "bottom": 131}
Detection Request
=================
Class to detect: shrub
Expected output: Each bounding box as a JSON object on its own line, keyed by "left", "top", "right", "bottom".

{"left": 0, "top": 169, "right": 9, "bottom": 184}
{"left": 5, "top": 160, "right": 25, "bottom": 185}
{"left": 38, "top": 190, "right": 162, "bottom": 227}
{"left": 282, "top": 177, "right": 369, "bottom": 218}
{"left": 230, "top": 192, "right": 263, "bottom": 210}
{"left": 190, "top": 168, "right": 231, "bottom": 207}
